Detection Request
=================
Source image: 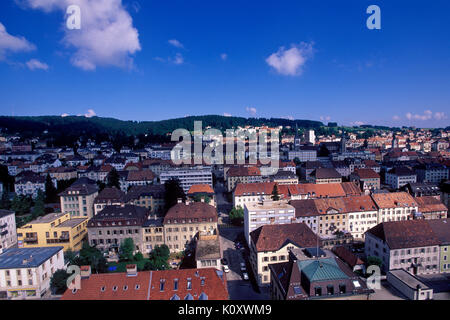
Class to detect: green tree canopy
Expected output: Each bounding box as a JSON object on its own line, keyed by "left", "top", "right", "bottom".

{"left": 11, "top": 194, "right": 32, "bottom": 216}
{"left": 144, "top": 244, "right": 170, "bottom": 271}
{"left": 50, "top": 269, "right": 70, "bottom": 295}
{"left": 271, "top": 184, "right": 280, "bottom": 201}
{"left": 31, "top": 190, "right": 46, "bottom": 219}
{"left": 229, "top": 206, "right": 244, "bottom": 226}
{"left": 45, "top": 174, "right": 58, "bottom": 203}
{"left": 119, "top": 238, "right": 135, "bottom": 262}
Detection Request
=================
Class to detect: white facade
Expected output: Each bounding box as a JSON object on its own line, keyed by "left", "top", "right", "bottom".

{"left": 160, "top": 166, "right": 213, "bottom": 193}
{"left": 0, "top": 211, "right": 17, "bottom": 252}
{"left": 385, "top": 172, "right": 417, "bottom": 189}
{"left": 14, "top": 181, "right": 45, "bottom": 198}
{"left": 347, "top": 210, "right": 378, "bottom": 240}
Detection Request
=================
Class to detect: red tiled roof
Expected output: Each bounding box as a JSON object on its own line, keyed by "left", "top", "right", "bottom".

{"left": 126, "top": 170, "right": 156, "bottom": 182}
{"left": 164, "top": 202, "right": 218, "bottom": 223}
{"left": 187, "top": 184, "right": 214, "bottom": 195}
{"left": 371, "top": 192, "right": 418, "bottom": 209}
{"left": 353, "top": 168, "right": 380, "bottom": 179}
{"left": 250, "top": 223, "right": 319, "bottom": 252}
{"left": 227, "top": 166, "right": 261, "bottom": 177}
{"left": 333, "top": 246, "right": 364, "bottom": 267}
{"left": 414, "top": 196, "right": 448, "bottom": 213}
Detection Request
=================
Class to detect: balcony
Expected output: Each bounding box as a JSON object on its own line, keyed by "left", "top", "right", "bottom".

{"left": 0, "top": 224, "right": 7, "bottom": 229}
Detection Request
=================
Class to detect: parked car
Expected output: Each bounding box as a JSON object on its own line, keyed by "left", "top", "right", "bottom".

{"left": 223, "top": 265, "right": 230, "bottom": 273}
{"left": 242, "top": 272, "right": 249, "bottom": 281}
{"left": 240, "top": 262, "right": 247, "bottom": 271}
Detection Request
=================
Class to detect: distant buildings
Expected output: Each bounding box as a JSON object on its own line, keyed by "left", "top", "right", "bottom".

{"left": 0, "top": 246, "right": 64, "bottom": 299}
{"left": 160, "top": 166, "right": 213, "bottom": 193}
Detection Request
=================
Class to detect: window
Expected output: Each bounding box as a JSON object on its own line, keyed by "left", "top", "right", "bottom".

{"left": 187, "top": 278, "right": 192, "bottom": 290}
{"left": 314, "top": 287, "right": 322, "bottom": 296}
{"left": 160, "top": 280, "right": 165, "bottom": 291}
{"left": 174, "top": 279, "right": 178, "bottom": 291}
{"left": 339, "top": 284, "right": 346, "bottom": 294}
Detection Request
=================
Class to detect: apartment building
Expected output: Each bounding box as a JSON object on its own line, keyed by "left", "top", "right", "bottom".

{"left": 414, "top": 196, "right": 448, "bottom": 219}
{"left": 365, "top": 220, "right": 441, "bottom": 275}
{"left": 226, "top": 166, "right": 262, "bottom": 192}
{"left": 124, "top": 185, "right": 165, "bottom": 215}
{"left": 120, "top": 170, "right": 157, "bottom": 192}
{"left": 287, "top": 146, "right": 317, "bottom": 162}
{"left": 163, "top": 201, "right": 218, "bottom": 252}
{"left": 350, "top": 168, "right": 381, "bottom": 191}
{"left": 46, "top": 167, "right": 78, "bottom": 181}
{"left": 249, "top": 223, "right": 319, "bottom": 286}
{"left": 0, "top": 246, "right": 64, "bottom": 299}
{"left": 59, "top": 178, "right": 99, "bottom": 218}
{"left": 93, "top": 187, "right": 125, "bottom": 216}
{"left": 14, "top": 175, "right": 46, "bottom": 199}
{"left": 16, "top": 212, "right": 88, "bottom": 251}
{"left": 385, "top": 167, "right": 417, "bottom": 189}
{"left": 416, "top": 163, "right": 449, "bottom": 184}
{"left": 427, "top": 219, "right": 450, "bottom": 273}
{"left": 310, "top": 168, "right": 342, "bottom": 184}
{"left": 0, "top": 210, "right": 17, "bottom": 252}
{"left": 371, "top": 192, "right": 418, "bottom": 224}
{"left": 243, "top": 201, "right": 295, "bottom": 245}
{"left": 160, "top": 166, "right": 213, "bottom": 193}
{"left": 270, "top": 170, "right": 299, "bottom": 185}
{"left": 142, "top": 216, "right": 165, "bottom": 256}
{"left": 87, "top": 205, "right": 149, "bottom": 253}
{"left": 195, "top": 233, "right": 222, "bottom": 270}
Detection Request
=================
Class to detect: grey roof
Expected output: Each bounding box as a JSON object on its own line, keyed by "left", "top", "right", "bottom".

{"left": 0, "top": 247, "right": 63, "bottom": 269}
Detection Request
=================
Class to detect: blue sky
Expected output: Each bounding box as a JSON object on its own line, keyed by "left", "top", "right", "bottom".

{"left": 0, "top": 0, "right": 449, "bottom": 128}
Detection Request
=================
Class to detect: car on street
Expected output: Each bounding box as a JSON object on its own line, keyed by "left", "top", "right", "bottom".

{"left": 240, "top": 262, "right": 247, "bottom": 271}
{"left": 223, "top": 265, "right": 230, "bottom": 273}
{"left": 242, "top": 272, "right": 249, "bottom": 281}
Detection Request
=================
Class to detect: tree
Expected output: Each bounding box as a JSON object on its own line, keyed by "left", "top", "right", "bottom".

{"left": 134, "top": 252, "right": 144, "bottom": 262}
{"left": 45, "top": 174, "right": 58, "bottom": 203}
{"left": 64, "top": 249, "right": 78, "bottom": 265}
{"left": 0, "top": 191, "right": 11, "bottom": 210}
{"left": 107, "top": 168, "right": 120, "bottom": 189}
{"left": 76, "top": 241, "right": 108, "bottom": 273}
{"left": 144, "top": 245, "right": 170, "bottom": 270}
{"left": 50, "top": 269, "right": 70, "bottom": 295}
{"left": 271, "top": 184, "right": 280, "bottom": 201}
{"left": 31, "top": 190, "right": 46, "bottom": 219}
{"left": 119, "top": 238, "right": 135, "bottom": 262}
{"left": 10, "top": 194, "right": 32, "bottom": 216}
{"left": 229, "top": 206, "right": 244, "bottom": 226}
{"left": 367, "top": 256, "right": 383, "bottom": 269}
{"left": 164, "top": 178, "right": 186, "bottom": 213}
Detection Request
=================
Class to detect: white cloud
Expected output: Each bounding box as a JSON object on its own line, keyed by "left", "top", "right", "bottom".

{"left": 320, "top": 116, "right": 331, "bottom": 121}
{"left": 246, "top": 107, "right": 257, "bottom": 116}
{"left": 223, "top": 113, "right": 232, "bottom": 117}
{"left": 434, "top": 112, "right": 447, "bottom": 120}
{"left": 266, "top": 42, "right": 314, "bottom": 76}
{"left": 392, "top": 115, "right": 400, "bottom": 121}
{"left": 26, "top": 58, "right": 49, "bottom": 70}
{"left": 61, "top": 113, "right": 69, "bottom": 117}
{"left": 220, "top": 53, "right": 227, "bottom": 61}
{"left": 19, "top": 0, "right": 141, "bottom": 71}
{"left": 84, "top": 109, "right": 96, "bottom": 118}
{"left": 350, "top": 121, "right": 365, "bottom": 126}
{"left": 0, "top": 22, "right": 36, "bottom": 59}
{"left": 282, "top": 115, "right": 294, "bottom": 120}
{"left": 171, "top": 53, "right": 184, "bottom": 65}
{"left": 405, "top": 110, "right": 447, "bottom": 121}
{"left": 168, "top": 39, "right": 184, "bottom": 48}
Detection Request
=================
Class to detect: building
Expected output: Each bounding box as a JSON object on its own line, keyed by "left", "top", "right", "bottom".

{"left": 125, "top": 185, "right": 165, "bottom": 215}
{"left": 404, "top": 182, "right": 441, "bottom": 197}
{"left": 386, "top": 269, "right": 433, "bottom": 300}
{"left": 160, "top": 166, "right": 213, "bottom": 193}
{"left": 94, "top": 187, "right": 126, "bottom": 215}
{"left": 365, "top": 220, "right": 441, "bottom": 275}
{"left": 416, "top": 163, "right": 449, "bottom": 184}
{"left": 16, "top": 212, "right": 88, "bottom": 251}
{"left": 46, "top": 167, "right": 78, "bottom": 181}
{"left": 385, "top": 167, "right": 417, "bottom": 189}
{"left": 371, "top": 192, "right": 418, "bottom": 224}
{"left": 61, "top": 266, "right": 229, "bottom": 300}
{"left": 195, "top": 233, "right": 222, "bottom": 270}
{"left": 249, "top": 223, "right": 319, "bottom": 286}
{"left": 14, "top": 174, "right": 46, "bottom": 198}
{"left": 305, "top": 130, "right": 315, "bottom": 145}
{"left": 426, "top": 219, "right": 450, "bottom": 273}
{"left": 299, "top": 161, "right": 323, "bottom": 181}
{"left": 87, "top": 205, "right": 149, "bottom": 253}
{"left": 0, "top": 246, "right": 64, "bottom": 299}
{"left": 269, "top": 255, "right": 372, "bottom": 300}
{"left": 142, "top": 216, "right": 164, "bottom": 256}
{"left": 243, "top": 201, "right": 295, "bottom": 245}
{"left": 310, "top": 168, "right": 342, "bottom": 184}
{"left": 270, "top": 170, "right": 299, "bottom": 185}
{"left": 226, "top": 166, "right": 262, "bottom": 192}
{"left": 187, "top": 184, "right": 216, "bottom": 207}
{"left": 163, "top": 201, "right": 218, "bottom": 252}
{"left": 288, "top": 146, "right": 317, "bottom": 162}
{"left": 120, "top": 170, "right": 157, "bottom": 192}
{"left": 0, "top": 210, "right": 17, "bottom": 253}
{"left": 332, "top": 246, "right": 365, "bottom": 273}
{"left": 350, "top": 168, "right": 381, "bottom": 192}
{"left": 414, "top": 196, "right": 448, "bottom": 220}
{"left": 59, "top": 178, "right": 99, "bottom": 218}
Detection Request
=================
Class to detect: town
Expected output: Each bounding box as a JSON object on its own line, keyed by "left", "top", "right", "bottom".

{"left": 0, "top": 120, "right": 449, "bottom": 301}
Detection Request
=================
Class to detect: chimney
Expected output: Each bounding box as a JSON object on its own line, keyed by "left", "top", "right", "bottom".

{"left": 185, "top": 199, "right": 190, "bottom": 205}
{"left": 177, "top": 198, "right": 182, "bottom": 204}
{"left": 126, "top": 264, "right": 138, "bottom": 277}
{"left": 200, "top": 198, "right": 205, "bottom": 203}
{"left": 80, "top": 265, "right": 92, "bottom": 279}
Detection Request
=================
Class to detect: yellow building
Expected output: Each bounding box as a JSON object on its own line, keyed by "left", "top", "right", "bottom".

{"left": 16, "top": 212, "right": 88, "bottom": 252}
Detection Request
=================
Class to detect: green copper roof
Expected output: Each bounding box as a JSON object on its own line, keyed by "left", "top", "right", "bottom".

{"left": 297, "top": 258, "right": 349, "bottom": 282}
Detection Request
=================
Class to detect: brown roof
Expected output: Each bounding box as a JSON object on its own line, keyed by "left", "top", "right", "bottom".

{"left": 332, "top": 246, "right": 364, "bottom": 268}
{"left": 227, "top": 166, "right": 261, "bottom": 177}
{"left": 340, "top": 182, "right": 362, "bottom": 196}
{"left": 353, "top": 168, "right": 380, "bottom": 179}
{"left": 311, "top": 168, "right": 341, "bottom": 179}
{"left": 61, "top": 268, "right": 228, "bottom": 300}
{"left": 234, "top": 182, "right": 289, "bottom": 197}
{"left": 164, "top": 202, "right": 218, "bottom": 224}
{"left": 366, "top": 220, "right": 441, "bottom": 249}
{"left": 371, "top": 192, "right": 418, "bottom": 209}
{"left": 250, "top": 223, "right": 319, "bottom": 252}
{"left": 94, "top": 187, "right": 125, "bottom": 204}
{"left": 187, "top": 184, "right": 214, "bottom": 195}
{"left": 126, "top": 170, "right": 156, "bottom": 182}
{"left": 414, "top": 196, "right": 448, "bottom": 213}
{"left": 426, "top": 219, "right": 450, "bottom": 244}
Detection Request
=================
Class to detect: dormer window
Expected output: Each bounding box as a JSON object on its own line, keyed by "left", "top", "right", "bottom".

{"left": 174, "top": 279, "right": 178, "bottom": 291}
{"left": 160, "top": 279, "right": 165, "bottom": 291}
{"left": 112, "top": 286, "right": 117, "bottom": 291}
{"left": 187, "top": 278, "right": 192, "bottom": 290}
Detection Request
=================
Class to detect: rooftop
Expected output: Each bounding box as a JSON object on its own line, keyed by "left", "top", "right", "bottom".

{"left": 0, "top": 247, "right": 63, "bottom": 269}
